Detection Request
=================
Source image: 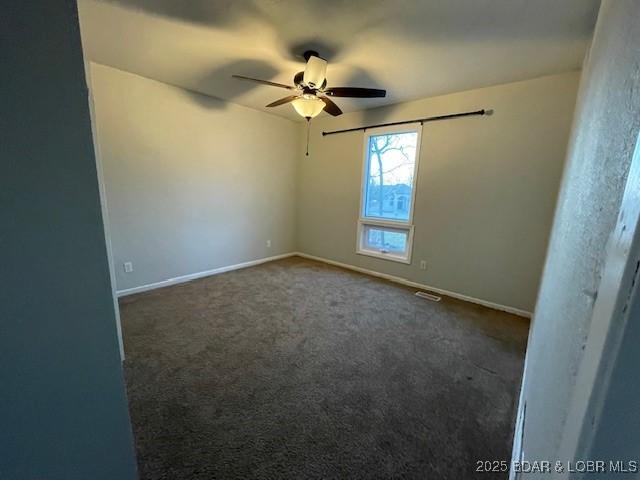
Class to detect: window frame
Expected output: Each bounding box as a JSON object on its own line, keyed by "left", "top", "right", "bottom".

{"left": 356, "top": 123, "right": 423, "bottom": 264}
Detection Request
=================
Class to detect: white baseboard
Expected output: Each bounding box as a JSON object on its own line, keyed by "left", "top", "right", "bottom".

{"left": 116, "top": 250, "right": 532, "bottom": 318}
{"left": 294, "top": 252, "right": 532, "bottom": 318}
{"left": 116, "top": 252, "right": 297, "bottom": 297}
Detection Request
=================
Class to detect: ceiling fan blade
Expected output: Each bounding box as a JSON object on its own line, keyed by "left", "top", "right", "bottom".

{"left": 323, "top": 87, "right": 386, "bottom": 98}
{"left": 266, "top": 95, "right": 299, "bottom": 108}
{"left": 232, "top": 75, "right": 295, "bottom": 90}
{"left": 320, "top": 96, "right": 343, "bottom": 116}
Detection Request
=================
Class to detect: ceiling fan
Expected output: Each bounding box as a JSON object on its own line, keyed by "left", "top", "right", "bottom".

{"left": 232, "top": 50, "right": 386, "bottom": 120}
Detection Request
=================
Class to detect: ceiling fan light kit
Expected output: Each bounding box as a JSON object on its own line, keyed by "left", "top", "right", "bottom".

{"left": 292, "top": 95, "right": 325, "bottom": 119}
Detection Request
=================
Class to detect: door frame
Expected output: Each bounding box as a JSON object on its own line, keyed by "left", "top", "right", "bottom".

{"left": 84, "top": 60, "right": 125, "bottom": 360}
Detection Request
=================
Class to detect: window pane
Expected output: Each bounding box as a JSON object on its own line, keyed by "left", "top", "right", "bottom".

{"left": 364, "top": 131, "right": 418, "bottom": 221}
{"left": 362, "top": 225, "right": 408, "bottom": 254}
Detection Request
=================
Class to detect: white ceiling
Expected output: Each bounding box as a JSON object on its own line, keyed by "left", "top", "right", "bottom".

{"left": 77, "top": 0, "right": 599, "bottom": 122}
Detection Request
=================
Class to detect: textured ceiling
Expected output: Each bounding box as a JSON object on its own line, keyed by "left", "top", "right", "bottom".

{"left": 77, "top": 0, "right": 600, "bottom": 121}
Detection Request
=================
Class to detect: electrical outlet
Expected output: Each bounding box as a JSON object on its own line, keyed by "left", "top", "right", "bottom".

{"left": 266, "top": 240, "right": 271, "bottom": 248}
{"left": 420, "top": 260, "right": 427, "bottom": 270}
{"left": 123, "top": 262, "right": 133, "bottom": 273}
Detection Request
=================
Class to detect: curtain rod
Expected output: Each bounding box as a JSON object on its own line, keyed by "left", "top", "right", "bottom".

{"left": 321, "top": 109, "right": 490, "bottom": 136}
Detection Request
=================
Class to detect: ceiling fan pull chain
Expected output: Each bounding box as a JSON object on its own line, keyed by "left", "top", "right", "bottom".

{"left": 305, "top": 118, "right": 311, "bottom": 156}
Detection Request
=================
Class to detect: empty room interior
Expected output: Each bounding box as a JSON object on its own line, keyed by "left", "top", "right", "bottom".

{"left": 3, "top": 1, "right": 640, "bottom": 479}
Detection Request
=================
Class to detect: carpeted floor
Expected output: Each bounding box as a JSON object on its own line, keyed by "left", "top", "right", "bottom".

{"left": 120, "top": 256, "right": 529, "bottom": 479}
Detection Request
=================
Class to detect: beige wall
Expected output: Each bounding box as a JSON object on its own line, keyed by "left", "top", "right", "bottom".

{"left": 297, "top": 72, "right": 580, "bottom": 313}
{"left": 91, "top": 63, "right": 579, "bottom": 312}
{"left": 89, "top": 63, "right": 299, "bottom": 292}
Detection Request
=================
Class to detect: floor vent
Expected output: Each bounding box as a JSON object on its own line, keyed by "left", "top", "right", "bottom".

{"left": 415, "top": 291, "right": 441, "bottom": 302}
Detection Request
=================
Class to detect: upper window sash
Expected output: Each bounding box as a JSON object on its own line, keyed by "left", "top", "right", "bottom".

{"left": 360, "top": 123, "right": 422, "bottom": 225}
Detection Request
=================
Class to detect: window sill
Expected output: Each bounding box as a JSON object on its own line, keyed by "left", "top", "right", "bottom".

{"left": 356, "top": 248, "right": 412, "bottom": 265}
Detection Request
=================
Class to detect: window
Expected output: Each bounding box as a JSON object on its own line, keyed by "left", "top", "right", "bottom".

{"left": 357, "top": 124, "right": 421, "bottom": 263}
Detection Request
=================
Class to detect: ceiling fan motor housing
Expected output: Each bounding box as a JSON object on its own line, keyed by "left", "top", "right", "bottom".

{"left": 294, "top": 71, "right": 326, "bottom": 90}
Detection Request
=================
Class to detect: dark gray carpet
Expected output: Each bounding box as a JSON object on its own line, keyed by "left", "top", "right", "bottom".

{"left": 120, "top": 256, "right": 528, "bottom": 479}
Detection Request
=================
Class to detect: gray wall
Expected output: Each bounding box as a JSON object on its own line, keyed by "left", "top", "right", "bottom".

{"left": 88, "top": 63, "right": 299, "bottom": 292}
{"left": 0, "top": 2, "right": 137, "bottom": 479}
{"left": 297, "top": 72, "right": 579, "bottom": 313}
{"left": 519, "top": 0, "right": 640, "bottom": 464}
